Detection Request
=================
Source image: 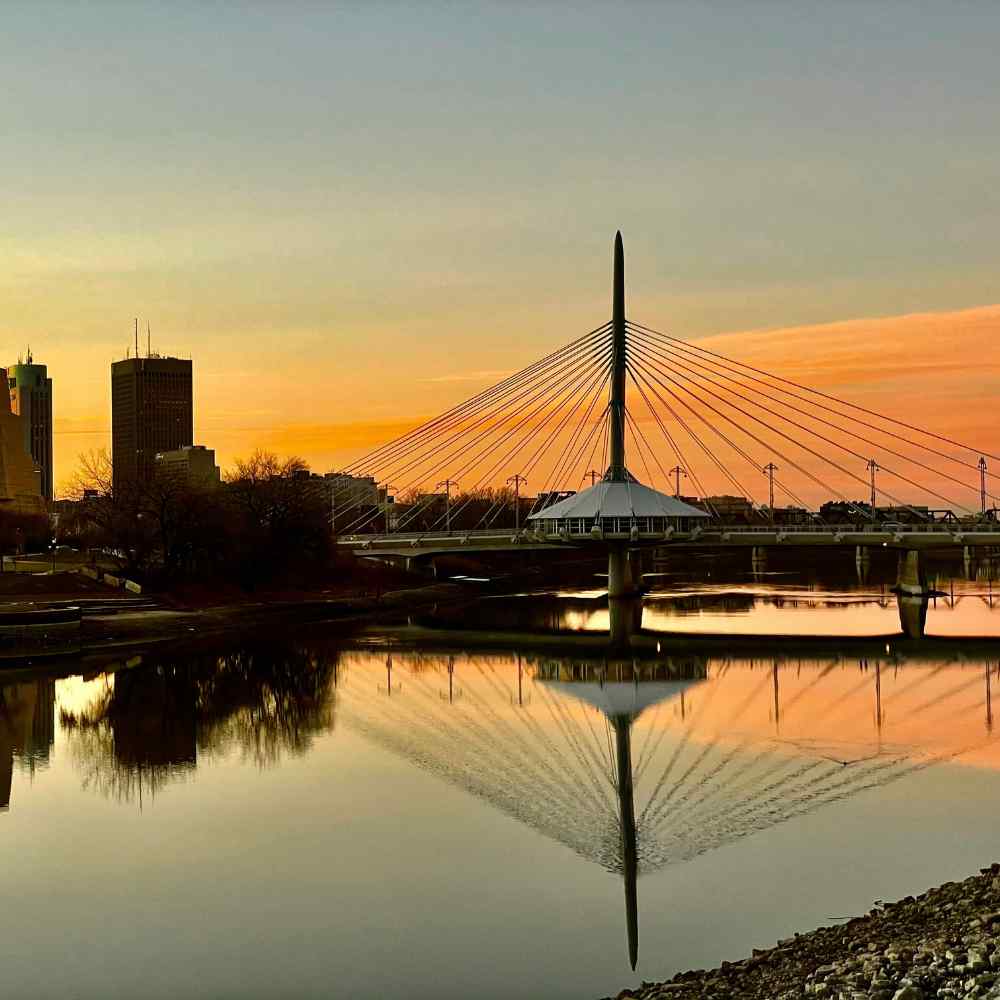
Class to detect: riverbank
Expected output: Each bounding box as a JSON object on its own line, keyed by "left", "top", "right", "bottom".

{"left": 85, "top": 580, "right": 469, "bottom": 649}
{"left": 609, "top": 865, "right": 1000, "bottom": 1000}
{"left": 0, "top": 573, "right": 472, "bottom": 671}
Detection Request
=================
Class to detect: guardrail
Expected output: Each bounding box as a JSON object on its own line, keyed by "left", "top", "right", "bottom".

{"left": 339, "top": 522, "right": 1000, "bottom": 545}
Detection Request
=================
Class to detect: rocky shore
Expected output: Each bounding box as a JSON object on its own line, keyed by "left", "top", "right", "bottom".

{"left": 610, "top": 865, "right": 1000, "bottom": 1000}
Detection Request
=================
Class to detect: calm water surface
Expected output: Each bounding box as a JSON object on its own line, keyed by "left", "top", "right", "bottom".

{"left": 3, "top": 566, "right": 1000, "bottom": 999}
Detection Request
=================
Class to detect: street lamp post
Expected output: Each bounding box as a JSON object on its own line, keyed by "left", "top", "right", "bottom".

{"left": 866, "top": 459, "right": 880, "bottom": 522}
{"left": 763, "top": 462, "right": 778, "bottom": 522}
{"left": 437, "top": 479, "right": 458, "bottom": 532}
{"left": 506, "top": 474, "right": 527, "bottom": 531}
{"left": 382, "top": 483, "right": 396, "bottom": 533}
{"left": 669, "top": 465, "right": 686, "bottom": 499}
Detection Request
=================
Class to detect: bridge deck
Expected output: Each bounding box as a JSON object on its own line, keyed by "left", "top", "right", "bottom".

{"left": 339, "top": 524, "right": 1000, "bottom": 555}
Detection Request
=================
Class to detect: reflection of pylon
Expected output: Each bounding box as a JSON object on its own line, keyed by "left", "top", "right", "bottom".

{"left": 511, "top": 655, "right": 531, "bottom": 707}
{"left": 987, "top": 662, "right": 994, "bottom": 733}
{"left": 874, "top": 660, "right": 884, "bottom": 746}
{"left": 771, "top": 661, "right": 780, "bottom": 733}
{"left": 440, "top": 656, "right": 462, "bottom": 704}
{"left": 378, "top": 652, "right": 401, "bottom": 696}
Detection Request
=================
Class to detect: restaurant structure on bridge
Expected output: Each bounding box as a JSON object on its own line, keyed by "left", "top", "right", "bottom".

{"left": 527, "top": 476, "right": 710, "bottom": 539}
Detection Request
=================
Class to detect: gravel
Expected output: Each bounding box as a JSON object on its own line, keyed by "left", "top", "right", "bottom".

{"left": 606, "top": 864, "right": 1000, "bottom": 1000}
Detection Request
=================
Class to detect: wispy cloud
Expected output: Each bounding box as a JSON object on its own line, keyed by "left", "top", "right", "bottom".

{"left": 420, "top": 369, "right": 513, "bottom": 384}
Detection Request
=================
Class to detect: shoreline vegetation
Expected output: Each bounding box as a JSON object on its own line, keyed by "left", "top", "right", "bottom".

{"left": 607, "top": 865, "right": 1000, "bottom": 1000}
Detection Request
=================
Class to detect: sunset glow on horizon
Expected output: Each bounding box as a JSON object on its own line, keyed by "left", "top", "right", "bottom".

{"left": 2, "top": 3, "right": 998, "bottom": 504}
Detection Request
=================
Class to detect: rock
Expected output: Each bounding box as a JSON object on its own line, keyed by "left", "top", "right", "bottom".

{"left": 892, "top": 988, "right": 924, "bottom": 1000}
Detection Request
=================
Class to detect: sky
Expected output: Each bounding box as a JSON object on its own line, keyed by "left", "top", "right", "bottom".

{"left": 2, "top": 2, "right": 999, "bottom": 497}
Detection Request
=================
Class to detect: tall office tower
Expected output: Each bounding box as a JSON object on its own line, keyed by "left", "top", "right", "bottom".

{"left": 0, "top": 369, "right": 44, "bottom": 515}
{"left": 7, "top": 353, "right": 53, "bottom": 500}
{"left": 111, "top": 354, "right": 193, "bottom": 492}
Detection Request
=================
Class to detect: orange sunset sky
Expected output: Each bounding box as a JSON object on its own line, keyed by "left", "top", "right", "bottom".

{"left": 2, "top": 4, "right": 999, "bottom": 500}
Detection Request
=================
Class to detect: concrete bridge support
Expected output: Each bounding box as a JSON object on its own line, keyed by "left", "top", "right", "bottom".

{"left": 896, "top": 549, "right": 930, "bottom": 596}
{"left": 897, "top": 594, "right": 929, "bottom": 639}
{"left": 965, "top": 545, "right": 979, "bottom": 581}
{"left": 404, "top": 554, "right": 438, "bottom": 579}
{"left": 609, "top": 596, "right": 644, "bottom": 648}
{"left": 855, "top": 546, "right": 871, "bottom": 586}
{"left": 608, "top": 545, "right": 640, "bottom": 599}
{"left": 751, "top": 546, "right": 768, "bottom": 579}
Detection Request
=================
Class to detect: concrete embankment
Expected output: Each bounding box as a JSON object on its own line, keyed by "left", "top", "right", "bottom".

{"left": 77, "top": 582, "right": 469, "bottom": 654}
{"left": 0, "top": 580, "right": 470, "bottom": 669}
{"left": 609, "top": 865, "right": 1000, "bottom": 1000}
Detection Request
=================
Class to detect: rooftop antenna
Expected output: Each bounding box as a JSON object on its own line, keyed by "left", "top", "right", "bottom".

{"left": 134, "top": 318, "right": 139, "bottom": 360}
{"left": 147, "top": 321, "right": 151, "bottom": 358}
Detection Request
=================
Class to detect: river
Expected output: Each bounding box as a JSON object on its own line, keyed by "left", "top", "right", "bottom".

{"left": 2, "top": 556, "right": 1000, "bottom": 999}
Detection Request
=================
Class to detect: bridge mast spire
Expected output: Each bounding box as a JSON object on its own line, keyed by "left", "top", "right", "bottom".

{"left": 608, "top": 231, "right": 627, "bottom": 482}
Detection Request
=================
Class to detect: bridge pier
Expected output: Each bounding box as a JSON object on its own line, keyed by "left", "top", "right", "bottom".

{"left": 897, "top": 594, "right": 929, "bottom": 639}
{"left": 608, "top": 545, "right": 640, "bottom": 599}
{"left": 404, "top": 554, "right": 438, "bottom": 579}
{"left": 896, "top": 549, "right": 930, "bottom": 596}
{"left": 609, "top": 596, "right": 644, "bottom": 648}
{"left": 856, "top": 546, "right": 871, "bottom": 585}
{"left": 751, "top": 546, "right": 768, "bottom": 578}
{"left": 965, "top": 545, "right": 979, "bottom": 581}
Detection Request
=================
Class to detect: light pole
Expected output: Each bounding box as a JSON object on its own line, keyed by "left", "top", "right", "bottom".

{"left": 382, "top": 483, "right": 396, "bottom": 533}
{"left": 506, "top": 474, "right": 527, "bottom": 531}
{"left": 585, "top": 469, "right": 601, "bottom": 487}
{"left": 763, "top": 462, "right": 778, "bottom": 522}
{"left": 866, "top": 458, "right": 880, "bottom": 521}
{"left": 437, "top": 479, "right": 458, "bottom": 532}
{"left": 669, "top": 465, "right": 686, "bottom": 498}
{"left": 980, "top": 457, "right": 988, "bottom": 516}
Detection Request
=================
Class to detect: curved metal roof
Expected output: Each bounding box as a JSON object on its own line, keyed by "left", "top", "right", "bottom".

{"left": 544, "top": 678, "right": 704, "bottom": 719}
{"left": 527, "top": 479, "right": 710, "bottom": 521}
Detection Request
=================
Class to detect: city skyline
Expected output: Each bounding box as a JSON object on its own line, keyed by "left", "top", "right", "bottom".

{"left": 2, "top": 3, "right": 999, "bottom": 500}
{"left": 16, "top": 299, "right": 1000, "bottom": 506}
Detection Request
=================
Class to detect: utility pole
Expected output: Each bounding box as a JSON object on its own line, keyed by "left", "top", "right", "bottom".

{"left": 437, "top": 479, "right": 458, "bottom": 532}
{"left": 506, "top": 474, "right": 527, "bottom": 531}
{"left": 763, "top": 462, "right": 778, "bottom": 521}
{"left": 382, "top": 483, "right": 396, "bottom": 533}
{"left": 866, "top": 458, "right": 880, "bottom": 521}
{"left": 979, "top": 457, "right": 988, "bottom": 515}
{"left": 585, "top": 469, "right": 601, "bottom": 487}
{"left": 669, "top": 465, "right": 686, "bottom": 498}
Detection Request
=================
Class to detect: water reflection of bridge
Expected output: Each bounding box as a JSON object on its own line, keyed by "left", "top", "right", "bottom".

{"left": 388, "top": 587, "right": 1000, "bottom": 654}
{"left": 334, "top": 643, "right": 1000, "bottom": 970}
{"left": 12, "top": 631, "right": 1000, "bottom": 971}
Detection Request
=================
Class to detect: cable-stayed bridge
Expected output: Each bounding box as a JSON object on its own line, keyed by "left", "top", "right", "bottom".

{"left": 335, "top": 234, "right": 1000, "bottom": 596}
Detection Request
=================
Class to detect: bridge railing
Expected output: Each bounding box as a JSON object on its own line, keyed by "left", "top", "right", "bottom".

{"left": 339, "top": 528, "right": 516, "bottom": 542}
{"left": 717, "top": 523, "right": 992, "bottom": 535}
{"left": 340, "top": 521, "right": 1000, "bottom": 544}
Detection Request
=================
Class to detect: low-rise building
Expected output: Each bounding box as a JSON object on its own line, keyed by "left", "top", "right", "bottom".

{"left": 702, "top": 495, "right": 757, "bottom": 523}
{"left": 154, "top": 445, "right": 221, "bottom": 489}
